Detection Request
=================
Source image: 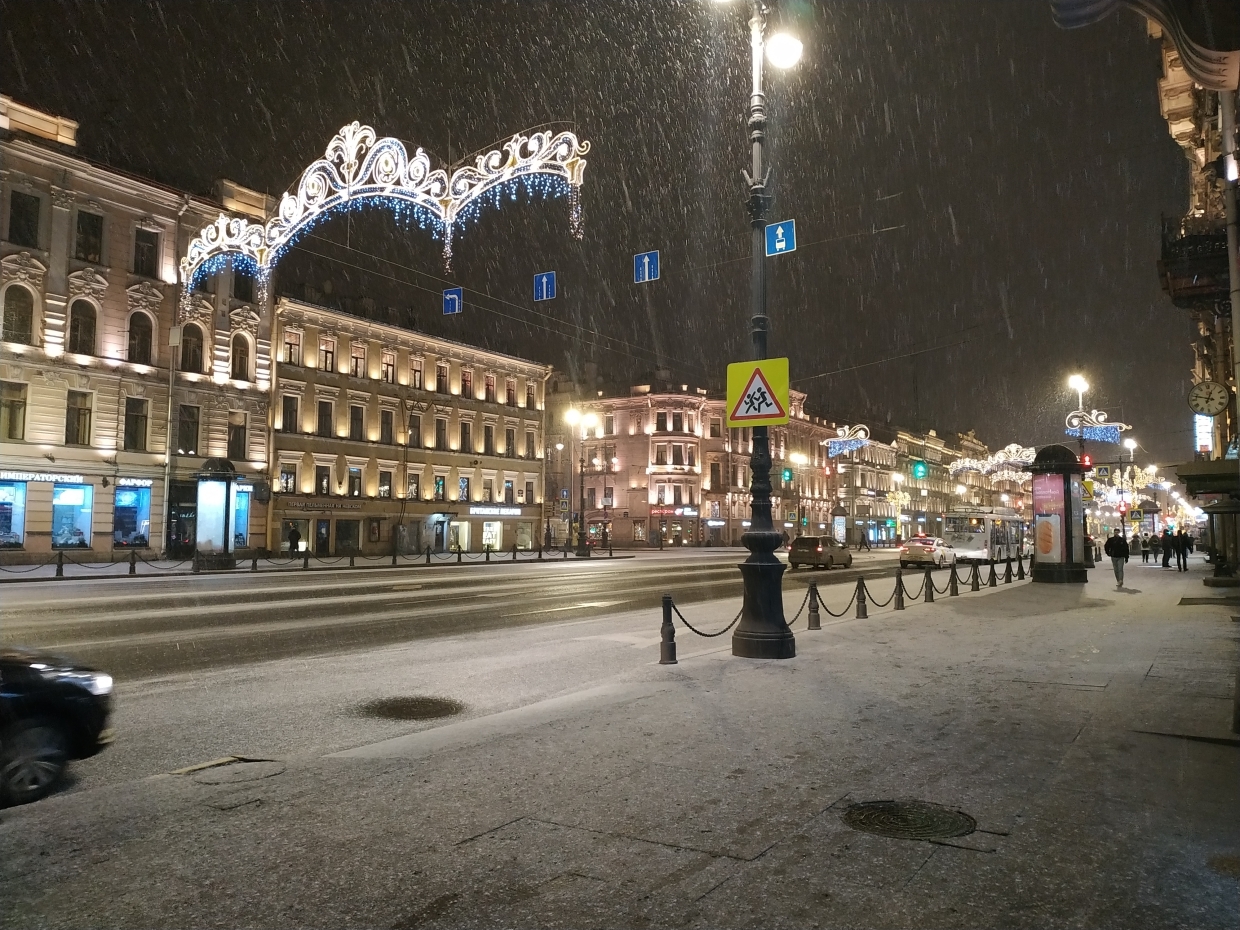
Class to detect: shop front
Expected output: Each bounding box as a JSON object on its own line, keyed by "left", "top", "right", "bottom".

{"left": 466, "top": 505, "right": 538, "bottom": 551}
{"left": 650, "top": 506, "right": 700, "bottom": 547}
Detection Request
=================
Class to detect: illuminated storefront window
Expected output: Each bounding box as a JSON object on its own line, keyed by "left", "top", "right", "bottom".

{"left": 0, "top": 481, "right": 27, "bottom": 547}
{"left": 233, "top": 488, "right": 251, "bottom": 548}
{"left": 112, "top": 487, "right": 151, "bottom": 547}
{"left": 52, "top": 483, "right": 93, "bottom": 548}
{"left": 482, "top": 521, "right": 503, "bottom": 550}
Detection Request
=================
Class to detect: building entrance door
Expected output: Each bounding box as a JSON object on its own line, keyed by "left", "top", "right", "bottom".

{"left": 315, "top": 519, "right": 330, "bottom": 555}
{"left": 167, "top": 480, "right": 197, "bottom": 559}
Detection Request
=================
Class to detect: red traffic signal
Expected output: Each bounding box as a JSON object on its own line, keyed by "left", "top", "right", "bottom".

{"left": 1118, "top": 501, "right": 1128, "bottom": 514}
{"left": 1081, "top": 454, "right": 1092, "bottom": 469}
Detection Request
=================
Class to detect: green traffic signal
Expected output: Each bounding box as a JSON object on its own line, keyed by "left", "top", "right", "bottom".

{"left": 911, "top": 460, "right": 928, "bottom": 480}
{"left": 782, "top": 468, "right": 793, "bottom": 482}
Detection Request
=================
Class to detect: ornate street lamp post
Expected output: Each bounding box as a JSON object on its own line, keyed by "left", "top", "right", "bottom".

{"left": 569, "top": 410, "right": 598, "bottom": 557}
{"left": 715, "top": 0, "right": 802, "bottom": 659}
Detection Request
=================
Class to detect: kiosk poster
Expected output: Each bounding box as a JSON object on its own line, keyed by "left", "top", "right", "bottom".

{"left": 1033, "top": 473, "right": 1065, "bottom": 563}
{"left": 1069, "top": 475, "right": 1084, "bottom": 561}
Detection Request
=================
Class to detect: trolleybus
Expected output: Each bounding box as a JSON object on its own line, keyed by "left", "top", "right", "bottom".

{"left": 943, "top": 507, "right": 1025, "bottom": 565}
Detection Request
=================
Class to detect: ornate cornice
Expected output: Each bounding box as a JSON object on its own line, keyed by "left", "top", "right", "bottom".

{"left": 67, "top": 266, "right": 109, "bottom": 300}
{"left": 127, "top": 280, "right": 165, "bottom": 316}
{"left": 1, "top": 251, "right": 47, "bottom": 288}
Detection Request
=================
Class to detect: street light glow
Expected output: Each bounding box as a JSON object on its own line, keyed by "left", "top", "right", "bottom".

{"left": 1068, "top": 374, "right": 1089, "bottom": 394}
{"left": 565, "top": 408, "right": 580, "bottom": 426}
{"left": 766, "top": 32, "right": 803, "bottom": 69}
{"left": 789, "top": 452, "right": 808, "bottom": 465}
{"left": 1123, "top": 438, "right": 1138, "bottom": 451}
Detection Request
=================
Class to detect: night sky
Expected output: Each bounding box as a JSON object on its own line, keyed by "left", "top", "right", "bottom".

{"left": 2, "top": 0, "right": 1190, "bottom": 464}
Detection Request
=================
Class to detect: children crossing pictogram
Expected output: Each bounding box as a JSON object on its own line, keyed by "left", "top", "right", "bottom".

{"left": 726, "top": 358, "right": 790, "bottom": 428}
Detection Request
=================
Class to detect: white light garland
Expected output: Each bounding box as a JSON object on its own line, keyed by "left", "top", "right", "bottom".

{"left": 180, "top": 121, "right": 590, "bottom": 288}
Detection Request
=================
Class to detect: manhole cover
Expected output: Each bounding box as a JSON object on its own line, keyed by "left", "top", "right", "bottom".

{"left": 193, "top": 760, "right": 286, "bottom": 785}
{"left": 356, "top": 696, "right": 464, "bottom": 721}
{"left": 841, "top": 800, "right": 976, "bottom": 840}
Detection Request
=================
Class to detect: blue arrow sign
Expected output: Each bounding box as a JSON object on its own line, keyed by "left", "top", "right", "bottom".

{"left": 765, "top": 219, "right": 796, "bottom": 257}
{"left": 633, "top": 250, "right": 660, "bottom": 283}
{"left": 442, "top": 287, "right": 463, "bottom": 315}
{"left": 534, "top": 271, "right": 557, "bottom": 301}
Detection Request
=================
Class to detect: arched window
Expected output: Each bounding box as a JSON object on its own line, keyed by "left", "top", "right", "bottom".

{"left": 2, "top": 286, "right": 35, "bottom": 345}
{"left": 127, "top": 312, "right": 153, "bottom": 365}
{"left": 67, "top": 300, "right": 96, "bottom": 355}
{"left": 230, "top": 333, "right": 250, "bottom": 381}
{"left": 180, "top": 322, "right": 204, "bottom": 373}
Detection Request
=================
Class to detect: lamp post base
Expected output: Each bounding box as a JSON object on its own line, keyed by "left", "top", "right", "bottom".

{"left": 731, "top": 552, "right": 796, "bottom": 659}
{"left": 574, "top": 546, "right": 592, "bottom": 558}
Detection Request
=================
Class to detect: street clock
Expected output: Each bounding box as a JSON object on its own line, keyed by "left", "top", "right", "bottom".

{"left": 1187, "top": 380, "right": 1229, "bottom": 417}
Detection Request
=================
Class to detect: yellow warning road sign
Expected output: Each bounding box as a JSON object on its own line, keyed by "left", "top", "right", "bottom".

{"left": 726, "top": 357, "right": 790, "bottom": 428}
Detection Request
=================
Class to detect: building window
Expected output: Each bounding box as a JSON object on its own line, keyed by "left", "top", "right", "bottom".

{"left": 633, "top": 520, "right": 646, "bottom": 542}
{"left": 316, "top": 400, "right": 333, "bottom": 438}
{"left": 315, "top": 465, "right": 331, "bottom": 495}
{"left": 283, "top": 329, "right": 302, "bottom": 365}
{"left": 672, "top": 445, "right": 684, "bottom": 466}
{"left": 505, "top": 379, "right": 517, "bottom": 406}
{"left": 350, "top": 343, "right": 367, "bottom": 378}
{"left": 180, "top": 322, "right": 204, "bottom": 373}
{"left": 74, "top": 211, "right": 103, "bottom": 264}
{"left": 127, "top": 313, "right": 152, "bottom": 364}
{"left": 459, "top": 476, "right": 470, "bottom": 501}
{"left": 672, "top": 412, "right": 683, "bottom": 432}
{"left": 526, "top": 384, "right": 535, "bottom": 409}
{"left": 435, "top": 417, "right": 448, "bottom": 449}
{"left": 505, "top": 427, "right": 516, "bottom": 457}
{"left": 123, "top": 398, "right": 148, "bottom": 451}
{"left": 230, "top": 333, "right": 250, "bottom": 381}
{"left": 65, "top": 391, "right": 92, "bottom": 446}
{"left": 673, "top": 485, "right": 684, "bottom": 506}
{"left": 8, "top": 191, "right": 40, "bottom": 248}
{"left": 407, "top": 472, "right": 420, "bottom": 500}
{"left": 411, "top": 359, "right": 423, "bottom": 389}
{"left": 348, "top": 467, "right": 362, "bottom": 498}
{"left": 459, "top": 420, "right": 472, "bottom": 452}
{"left": 687, "top": 414, "right": 696, "bottom": 434}
{"left": 525, "top": 430, "right": 535, "bottom": 459}
{"left": 687, "top": 446, "right": 696, "bottom": 467}
{"left": 655, "top": 444, "right": 667, "bottom": 466}
{"left": 379, "top": 471, "right": 393, "bottom": 499}
{"left": 526, "top": 481, "right": 535, "bottom": 505}
{"left": 587, "top": 487, "right": 596, "bottom": 509}
{"left": 484, "top": 374, "right": 496, "bottom": 403}
{"left": 281, "top": 395, "right": 298, "bottom": 433}
{"left": 381, "top": 350, "right": 395, "bottom": 384}
{"left": 604, "top": 415, "right": 615, "bottom": 436}
{"left": 133, "top": 228, "right": 159, "bottom": 278}
{"left": 51, "top": 483, "right": 92, "bottom": 548}
{"left": 483, "top": 478, "right": 494, "bottom": 502}
{"left": 603, "top": 485, "right": 613, "bottom": 506}
{"left": 656, "top": 484, "right": 667, "bottom": 505}
{"left": 461, "top": 368, "right": 473, "bottom": 398}
{"left": 504, "top": 479, "right": 514, "bottom": 504}
{"left": 484, "top": 424, "right": 495, "bottom": 455}
{"left": 233, "top": 271, "right": 254, "bottom": 303}
{"left": 2, "top": 286, "right": 35, "bottom": 345}
{"left": 434, "top": 475, "right": 446, "bottom": 501}
{"left": 710, "top": 461, "right": 721, "bottom": 488}
{"left": 279, "top": 465, "right": 297, "bottom": 494}
{"left": 65, "top": 300, "right": 96, "bottom": 355}
{"left": 177, "top": 405, "right": 199, "bottom": 455}
{"left": 227, "top": 411, "right": 247, "bottom": 460}
{"left": 408, "top": 413, "right": 422, "bottom": 447}
{"left": 349, "top": 405, "right": 364, "bottom": 442}
{"left": 656, "top": 412, "right": 668, "bottom": 432}
{"left": 318, "top": 336, "right": 336, "bottom": 371}
{"left": 710, "top": 417, "right": 722, "bottom": 438}
{"left": 380, "top": 409, "right": 394, "bottom": 445}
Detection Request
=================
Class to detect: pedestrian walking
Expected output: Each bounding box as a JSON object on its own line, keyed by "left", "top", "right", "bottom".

{"left": 1175, "top": 529, "right": 1188, "bottom": 572}
{"left": 1130, "top": 532, "right": 1141, "bottom": 567}
{"left": 1161, "top": 528, "right": 1174, "bottom": 568}
{"left": 1104, "top": 528, "right": 1129, "bottom": 588}
{"left": 1141, "top": 533, "right": 1151, "bottom": 564}
{"left": 287, "top": 526, "right": 301, "bottom": 558}
{"left": 1150, "top": 531, "right": 1162, "bottom": 563}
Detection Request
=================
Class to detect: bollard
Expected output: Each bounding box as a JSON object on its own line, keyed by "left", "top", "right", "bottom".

{"left": 193, "top": 552, "right": 201, "bottom": 574}
{"left": 949, "top": 563, "right": 960, "bottom": 597}
{"left": 512, "top": 543, "right": 518, "bottom": 562}
{"left": 56, "top": 550, "right": 65, "bottom": 578}
{"left": 250, "top": 556, "right": 258, "bottom": 573}
{"left": 987, "top": 561, "right": 998, "bottom": 588}
{"left": 659, "top": 594, "right": 678, "bottom": 665}
{"left": 303, "top": 551, "right": 310, "bottom": 570}
{"left": 538, "top": 546, "right": 543, "bottom": 560}
{"left": 391, "top": 549, "right": 397, "bottom": 567}
{"left": 485, "top": 547, "right": 491, "bottom": 563}
{"left": 349, "top": 553, "right": 356, "bottom": 568}
{"left": 609, "top": 546, "right": 614, "bottom": 558}
{"left": 970, "top": 562, "right": 981, "bottom": 592}
{"left": 894, "top": 570, "right": 905, "bottom": 610}
{"left": 924, "top": 567, "right": 934, "bottom": 603}
{"left": 807, "top": 582, "right": 821, "bottom": 630}
{"left": 563, "top": 548, "right": 568, "bottom": 560}
{"left": 457, "top": 549, "right": 463, "bottom": 564}
{"left": 855, "top": 577, "right": 868, "bottom": 619}
{"left": 129, "top": 551, "right": 137, "bottom": 576}
{"left": 1017, "top": 553, "right": 1026, "bottom": 581}
{"left": 1004, "top": 558, "right": 1013, "bottom": 584}
{"left": 426, "top": 546, "right": 431, "bottom": 566}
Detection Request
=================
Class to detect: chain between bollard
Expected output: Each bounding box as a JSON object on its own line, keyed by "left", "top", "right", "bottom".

{"left": 785, "top": 586, "right": 813, "bottom": 629}
{"left": 864, "top": 577, "right": 898, "bottom": 609}
{"left": 667, "top": 597, "right": 744, "bottom": 638}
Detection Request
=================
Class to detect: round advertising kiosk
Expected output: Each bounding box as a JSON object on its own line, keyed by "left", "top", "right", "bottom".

{"left": 193, "top": 457, "right": 241, "bottom": 571}
{"left": 1027, "top": 444, "right": 1088, "bottom": 584}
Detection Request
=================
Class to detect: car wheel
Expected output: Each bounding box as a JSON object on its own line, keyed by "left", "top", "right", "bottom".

{"left": 0, "top": 718, "right": 70, "bottom": 807}
{"left": 825, "top": 557, "right": 833, "bottom": 570}
{"left": 938, "top": 556, "right": 945, "bottom": 568}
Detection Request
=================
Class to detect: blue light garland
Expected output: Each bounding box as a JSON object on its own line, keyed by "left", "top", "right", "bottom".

{"left": 828, "top": 438, "right": 868, "bottom": 458}
{"left": 1066, "top": 425, "right": 1121, "bottom": 444}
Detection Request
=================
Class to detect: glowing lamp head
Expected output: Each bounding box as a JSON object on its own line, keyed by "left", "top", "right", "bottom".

{"left": 766, "top": 32, "right": 803, "bottom": 69}
{"left": 1123, "top": 438, "right": 1138, "bottom": 451}
{"left": 1068, "top": 374, "right": 1089, "bottom": 394}
{"left": 565, "top": 408, "right": 580, "bottom": 426}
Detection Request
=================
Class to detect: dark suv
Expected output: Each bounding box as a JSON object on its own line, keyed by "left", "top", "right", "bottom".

{"left": 0, "top": 647, "right": 113, "bottom": 806}
{"left": 788, "top": 535, "right": 854, "bottom": 570}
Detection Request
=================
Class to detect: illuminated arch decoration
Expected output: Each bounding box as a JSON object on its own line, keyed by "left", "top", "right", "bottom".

{"left": 824, "top": 424, "right": 870, "bottom": 458}
{"left": 948, "top": 457, "right": 987, "bottom": 476}
{"left": 180, "top": 121, "right": 590, "bottom": 294}
{"left": 1065, "top": 409, "right": 1130, "bottom": 444}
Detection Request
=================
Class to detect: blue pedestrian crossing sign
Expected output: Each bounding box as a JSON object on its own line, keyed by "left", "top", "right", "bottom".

{"left": 534, "top": 271, "right": 556, "bottom": 302}
{"left": 765, "top": 219, "right": 796, "bottom": 257}
{"left": 442, "top": 287, "right": 463, "bottom": 315}
{"left": 633, "top": 250, "right": 660, "bottom": 283}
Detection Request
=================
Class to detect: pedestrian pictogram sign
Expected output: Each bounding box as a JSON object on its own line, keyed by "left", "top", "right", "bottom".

{"left": 726, "top": 357, "right": 790, "bottom": 428}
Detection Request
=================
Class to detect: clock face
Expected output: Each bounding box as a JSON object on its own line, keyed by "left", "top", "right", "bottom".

{"left": 1188, "top": 380, "right": 1229, "bottom": 417}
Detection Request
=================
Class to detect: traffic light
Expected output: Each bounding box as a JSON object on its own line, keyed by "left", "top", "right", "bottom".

{"left": 782, "top": 467, "right": 793, "bottom": 482}
{"left": 1081, "top": 454, "right": 1092, "bottom": 469}
{"left": 911, "top": 460, "right": 928, "bottom": 480}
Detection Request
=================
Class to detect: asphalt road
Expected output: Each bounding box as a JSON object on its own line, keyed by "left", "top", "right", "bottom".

{"left": 2, "top": 548, "right": 903, "bottom": 679}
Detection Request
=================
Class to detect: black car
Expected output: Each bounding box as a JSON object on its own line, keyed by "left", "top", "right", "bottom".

{"left": 0, "top": 647, "right": 113, "bottom": 806}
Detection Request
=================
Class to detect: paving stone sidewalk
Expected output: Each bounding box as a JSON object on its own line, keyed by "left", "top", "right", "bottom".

{"left": 1, "top": 564, "right": 1237, "bottom": 929}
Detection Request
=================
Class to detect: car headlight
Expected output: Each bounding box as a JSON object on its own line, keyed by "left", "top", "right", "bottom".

{"left": 43, "top": 669, "right": 113, "bottom": 696}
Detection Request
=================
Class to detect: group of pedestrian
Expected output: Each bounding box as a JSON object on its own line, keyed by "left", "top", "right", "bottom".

{"left": 1106, "top": 527, "right": 1195, "bottom": 588}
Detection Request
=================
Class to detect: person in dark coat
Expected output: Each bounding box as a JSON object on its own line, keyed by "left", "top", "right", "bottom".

{"left": 287, "top": 526, "right": 302, "bottom": 558}
{"left": 1175, "top": 529, "right": 1189, "bottom": 572}
{"left": 1161, "top": 528, "right": 1174, "bottom": 568}
{"left": 1150, "top": 531, "right": 1162, "bottom": 563}
{"left": 1140, "top": 533, "right": 1151, "bottom": 564}
{"left": 1103, "top": 529, "right": 1129, "bottom": 588}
